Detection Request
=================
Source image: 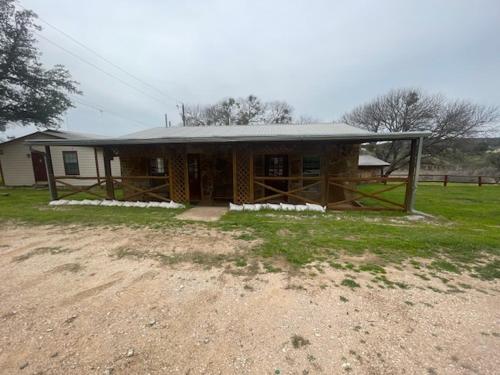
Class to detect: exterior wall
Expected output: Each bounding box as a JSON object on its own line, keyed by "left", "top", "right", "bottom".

{"left": 52, "top": 146, "right": 121, "bottom": 186}
{"left": 358, "top": 166, "right": 383, "bottom": 179}
{"left": 0, "top": 133, "right": 59, "bottom": 186}
{"left": 0, "top": 134, "right": 120, "bottom": 186}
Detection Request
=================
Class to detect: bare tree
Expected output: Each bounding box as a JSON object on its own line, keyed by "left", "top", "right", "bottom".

{"left": 343, "top": 88, "right": 499, "bottom": 174}
{"left": 181, "top": 95, "right": 295, "bottom": 126}
{"left": 295, "top": 115, "right": 319, "bottom": 124}
{"left": 234, "top": 95, "right": 263, "bottom": 125}
{"left": 263, "top": 101, "right": 293, "bottom": 124}
{"left": 183, "top": 104, "right": 207, "bottom": 126}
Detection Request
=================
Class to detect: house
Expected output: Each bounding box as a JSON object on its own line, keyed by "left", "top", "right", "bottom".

{"left": 0, "top": 130, "right": 121, "bottom": 187}
{"left": 27, "top": 123, "right": 428, "bottom": 212}
{"left": 358, "top": 154, "right": 390, "bottom": 178}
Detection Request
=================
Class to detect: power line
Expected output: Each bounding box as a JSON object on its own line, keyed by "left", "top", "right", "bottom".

{"left": 36, "top": 32, "right": 176, "bottom": 109}
{"left": 16, "top": 1, "right": 183, "bottom": 105}
{"left": 70, "top": 97, "right": 151, "bottom": 129}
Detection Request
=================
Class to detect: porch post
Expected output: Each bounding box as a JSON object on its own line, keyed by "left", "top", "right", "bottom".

{"left": 249, "top": 150, "right": 254, "bottom": 203}
{"left": 232, "top": 148, "right": 238, "bottom": 203}
{"left": 103, "top": 147, "right": 115, "bottom": 200}
{"left": 320, "top": 145, "right": 330, "bottom": 206}
{"left": 94, "top": 147, "right": 101, "bottom": 185}
{"left": 44, "top": 146, "right": 58, "bottom": 201}
{"left": 404, "top": 137, "right": 423, "bottom": 213}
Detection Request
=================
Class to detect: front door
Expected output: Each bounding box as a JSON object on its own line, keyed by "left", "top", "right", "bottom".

{"left": 264, "top": 155, "right": 288, "bottom": 200}
{"left": 31, "top": 152, "right": 47, "bottom": 182}
{"left": 188, "top": 154, "right": 201, "bottom": 202}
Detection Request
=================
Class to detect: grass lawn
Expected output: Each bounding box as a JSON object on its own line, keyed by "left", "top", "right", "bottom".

{"left": 1, "top": 184, "right": 499, "bottom": 279}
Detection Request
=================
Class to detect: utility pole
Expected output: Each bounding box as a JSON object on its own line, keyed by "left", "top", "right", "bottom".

{"left": 181, "top": 103, "right": 186, "bottom": 127}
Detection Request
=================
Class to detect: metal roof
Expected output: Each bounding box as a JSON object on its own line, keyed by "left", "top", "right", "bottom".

{"left": 25, "top": 123, "right": 430, "bottom": 146}
{"left": 0, "top": 129, "right": 106, "bottom": 146}
{"left": 358, "top": 154, "right": 390, "bottom": 167}
{"left": 120, "top": 123, "right": 369, "bottom": 139}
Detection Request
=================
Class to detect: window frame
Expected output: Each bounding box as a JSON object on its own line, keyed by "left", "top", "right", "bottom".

{"left": 149, "top": 157, "right": 166, "bottom": 176}
{"left": 62, "top": 151, "right": 80, "bottom": 176}
{"left": 302, "top": 155, "right": 321, "bottom": 177}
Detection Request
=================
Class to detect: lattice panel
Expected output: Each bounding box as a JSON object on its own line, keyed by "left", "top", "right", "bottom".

{"left": 170, "top": 152, "right": 188, "bottom": 203}
{"left": 233, "top": 149, "right": 252, "bottom": 204}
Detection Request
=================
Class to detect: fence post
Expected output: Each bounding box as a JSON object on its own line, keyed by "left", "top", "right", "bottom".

{"left": 443, "top": 175, "right": 448, "bottom": 187}
{"left": 478, "top": 176, "right": 482, "bottom": 187}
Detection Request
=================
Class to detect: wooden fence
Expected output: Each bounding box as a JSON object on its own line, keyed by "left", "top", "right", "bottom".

{"left": 392, "top": 174, "right": 499, "bottom": 186}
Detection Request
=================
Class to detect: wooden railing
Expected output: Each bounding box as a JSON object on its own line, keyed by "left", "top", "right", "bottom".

{"left": 53, "top": 175, "right": 171, "bottom": 201}
{"left": 53, "top": 176, "right": 107, "bottom": 200}
{"left": 252, "top": 175, "right": 409, "bottom": 211}
{"left": 113, "top": 176, "right": 170, "bottom": 202}
{"left": 328, "top": 176, "right": 408, "bottom": 211}
{"left": 54, "top": 174, "right": 412, "bottom": 211}
{"left": 253, "top": 176, "right": 322, "bottom": 205}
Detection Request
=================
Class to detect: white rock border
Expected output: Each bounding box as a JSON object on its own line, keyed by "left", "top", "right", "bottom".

{"left": 49, "top": 199, "right": 185, "bottom": 209}
{"left": 229, "top": 202, "right": 326, "bottom": 213}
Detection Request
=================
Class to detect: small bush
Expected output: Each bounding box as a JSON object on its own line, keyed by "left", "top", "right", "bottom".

{"left": 341, "top": 278, "right": 360, "bottom": 289}
{"left": 291, "top": 334, "right": 310, "bottom": 349}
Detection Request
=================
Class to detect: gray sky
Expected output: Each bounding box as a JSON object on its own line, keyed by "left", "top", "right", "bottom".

{"left": 5, "top": 0, "right": 500, "bottom": 138}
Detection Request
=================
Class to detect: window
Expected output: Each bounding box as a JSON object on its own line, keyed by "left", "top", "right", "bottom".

{"left": 303, "top": 156, "right": 320, "bottom": 176}
{"left": 265, "top": 155, "right": 287, "bottom": 177}
{"left": 63, "top": 151, "right": 80, "bottom": 175}
{"left": 150, "top": 158, "right": 165, "bottom": 175}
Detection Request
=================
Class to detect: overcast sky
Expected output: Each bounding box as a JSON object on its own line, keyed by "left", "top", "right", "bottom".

{"left": 5, "top": 0, "right": 500, "bottom": 138}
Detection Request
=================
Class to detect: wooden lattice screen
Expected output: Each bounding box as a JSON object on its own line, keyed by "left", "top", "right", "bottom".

{"left": 170, "top": 152, "right": 189, "bottom": 203}
{"left": 233, "top": 147, "right": 253, "bottom": 204}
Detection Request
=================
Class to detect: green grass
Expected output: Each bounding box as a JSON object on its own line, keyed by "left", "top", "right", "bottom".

{"left": 217, "top": 184, "right": 500, "bottom": 278}
{"left": 1, "top": 185, "right": 499, "bottom": 279}
{"left": 0, "top": 187, "right": 184, "bottom": 227}
{"left": 341, "top": 278, "right": 360, "bottom": 288}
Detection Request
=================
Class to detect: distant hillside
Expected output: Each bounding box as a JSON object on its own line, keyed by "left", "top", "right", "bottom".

{"left": 421, "top": 137, "right": 500, "bottom": 175}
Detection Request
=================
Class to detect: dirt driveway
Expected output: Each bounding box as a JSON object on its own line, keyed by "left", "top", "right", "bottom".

{"left": 0, "top": 224, "right": 498, "bottom": 374}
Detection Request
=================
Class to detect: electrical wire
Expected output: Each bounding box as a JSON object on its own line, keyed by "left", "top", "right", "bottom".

{"left": 36, "top": 32, "right": 176, "bottom": 109}
{"left": 16, "top": 1, "right": 183, "bottom": 105}
{"left": 70, "top": 97, "right": 152, "bottom": 129}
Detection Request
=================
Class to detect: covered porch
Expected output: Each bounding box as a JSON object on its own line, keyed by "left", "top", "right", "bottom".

{"left": 35, "top": 134, "right": 424, "bottom": 213}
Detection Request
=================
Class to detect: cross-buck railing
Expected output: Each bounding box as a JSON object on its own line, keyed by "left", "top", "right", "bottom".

{"left": 253, "top": 176, "right": 322, "bottom": 205}
{"left": 113, "top": 176, "right": 170, "bottom": 202}
{"left": 53, "top": 175, "right": 171, "bottom": 202}
{"left": 328, "top": 176, "right": 408, "bottom": 211}
{"left": 252, "top": 175, "right": 409, "bottom": 211}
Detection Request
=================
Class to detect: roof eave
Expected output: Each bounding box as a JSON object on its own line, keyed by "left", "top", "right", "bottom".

{"left": 25, "top": 132, "right": 431, "bottom": 147}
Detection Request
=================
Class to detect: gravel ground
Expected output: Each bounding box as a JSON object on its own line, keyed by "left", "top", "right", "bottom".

{"left": 0, "top": 224, "right": 498, "bottom": 374}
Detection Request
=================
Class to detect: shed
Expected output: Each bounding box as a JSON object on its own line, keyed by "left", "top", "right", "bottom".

{"left": 27, "top": 123, "right": 427, "bottom": 212}
{"left": 358, "top": 154, "right": 390, "bottom": 178}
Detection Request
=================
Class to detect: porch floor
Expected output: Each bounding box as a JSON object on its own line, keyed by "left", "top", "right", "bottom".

{"left": 175, "top": 206, "right": 228, "bottom": 222}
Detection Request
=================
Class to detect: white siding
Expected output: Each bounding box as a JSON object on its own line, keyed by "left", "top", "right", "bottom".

{"left": 0, "top": 139, "right": 37, "bottom": 186}
{"left": 0, "top": 134, "right": 121, "bottom": 187}
{"left": 51, "top": 146, "right": 121, "bottom": 186}
{"left": 0, "top": 133, "right": 57, "bottom": 186}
